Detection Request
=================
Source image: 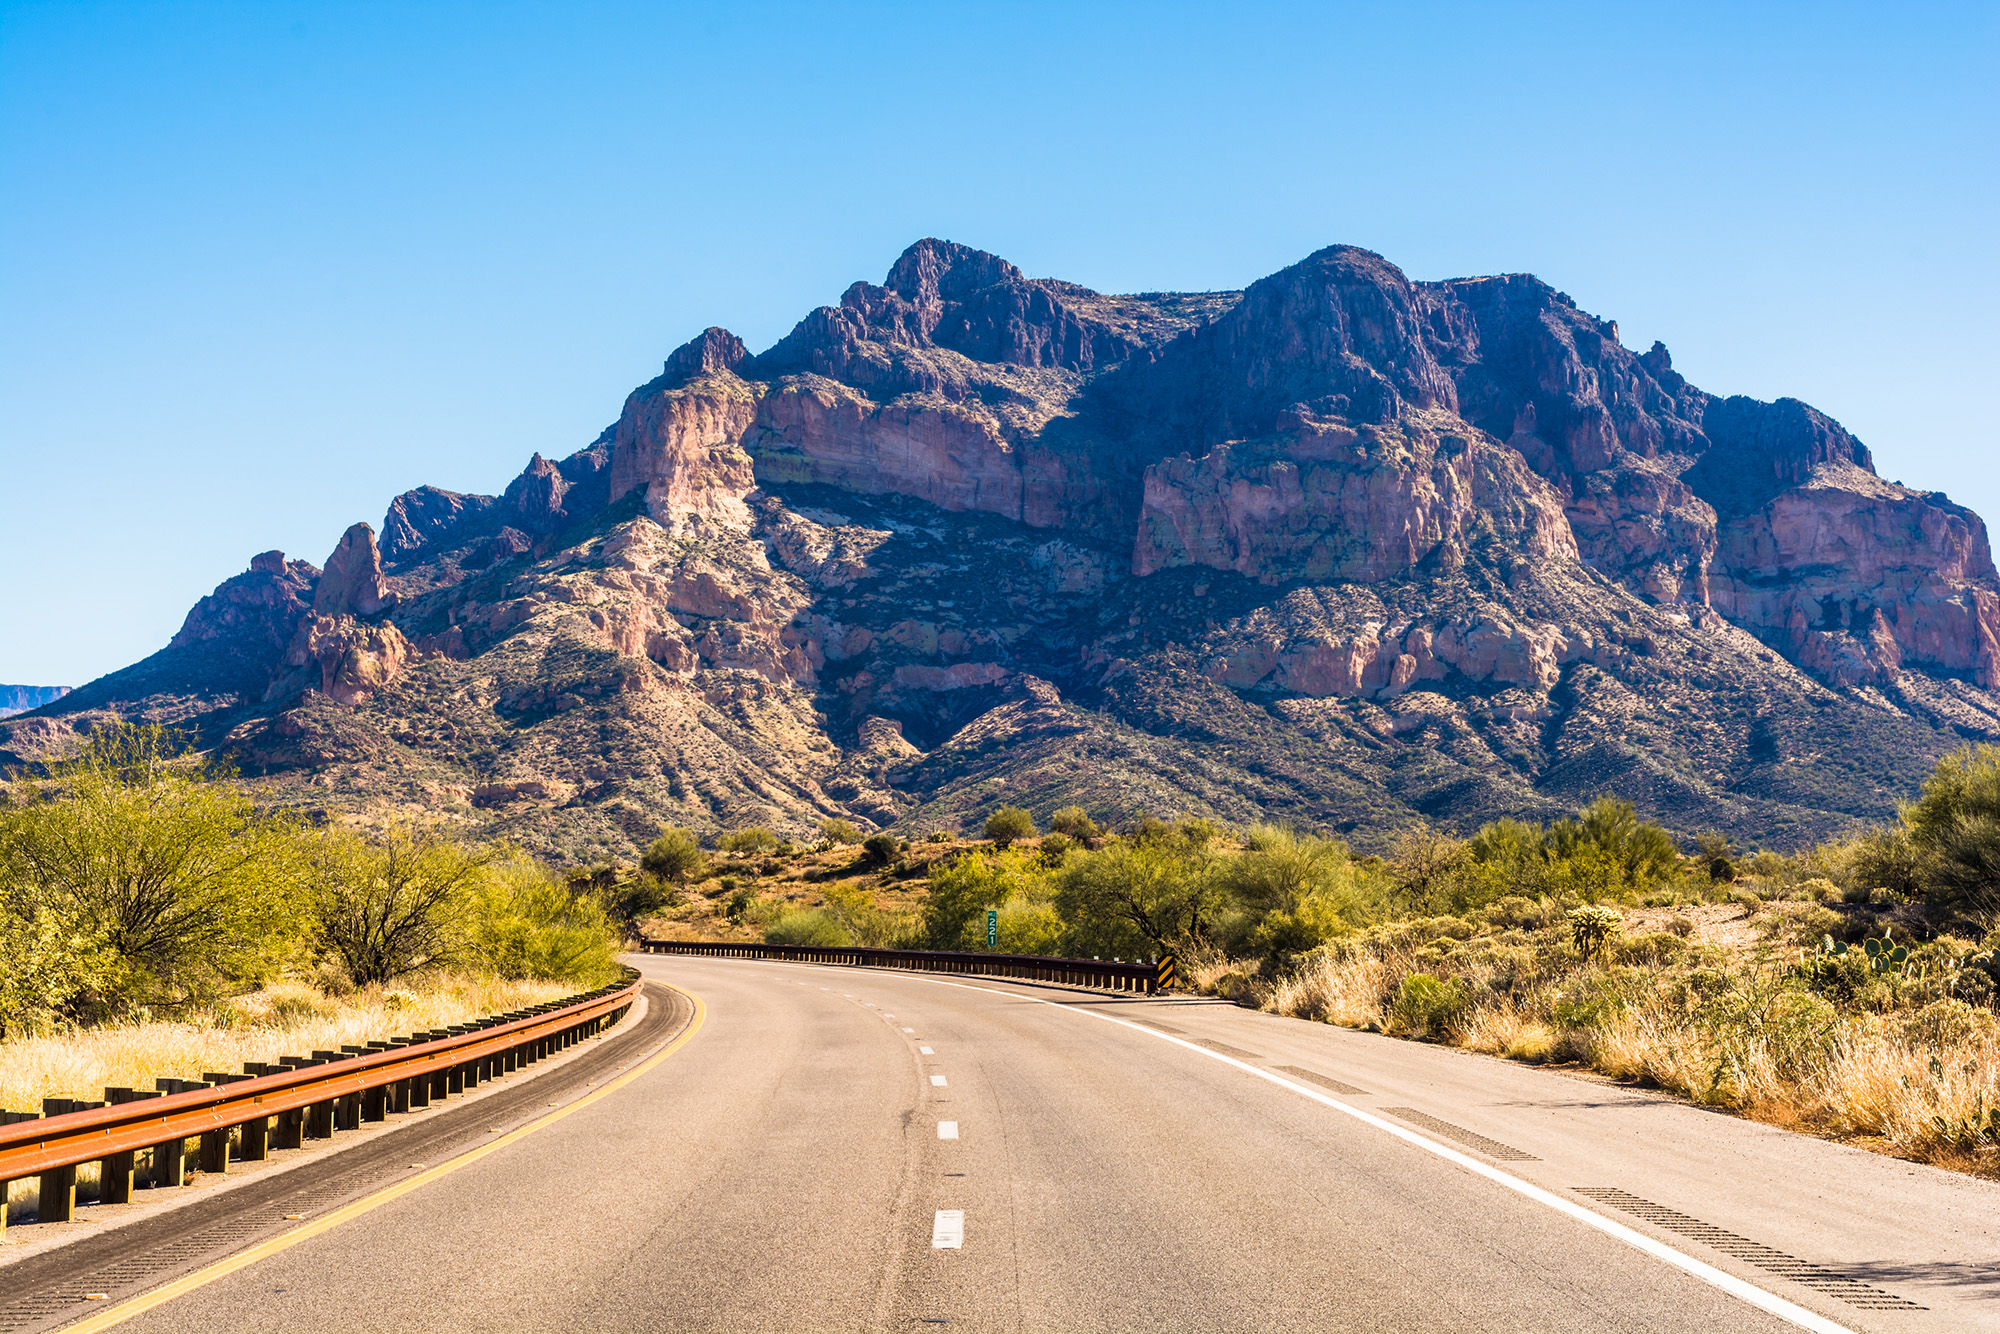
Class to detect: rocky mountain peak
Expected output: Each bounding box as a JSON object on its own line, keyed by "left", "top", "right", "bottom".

{"left": 313, "top": 523, "right": 392, "bottom": 617}
{"left": 664, "top": 327, "right": 750, "bottom": 385}
{"left": 18, "top": 238, "right": 2000, "bottom": 859}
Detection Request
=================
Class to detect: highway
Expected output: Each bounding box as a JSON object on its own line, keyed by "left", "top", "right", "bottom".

{"left": 6, "top": 954, "right": 1995, "bottom": 1333}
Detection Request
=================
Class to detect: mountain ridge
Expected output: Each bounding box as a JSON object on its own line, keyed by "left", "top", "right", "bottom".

{"left": 8, "top": 239, "right": 1996, "bottom": 860}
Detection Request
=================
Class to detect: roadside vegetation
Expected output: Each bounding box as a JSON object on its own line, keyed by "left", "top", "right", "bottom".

{"left": 0, "top": 725, "right": 624, "bottom": 1118}
{"left": 641, "top": 757, "right": 2000, "bottom": 1179}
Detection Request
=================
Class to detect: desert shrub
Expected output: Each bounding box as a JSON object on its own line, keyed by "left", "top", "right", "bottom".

{"left": 1901, "top": 997, "right": 2000, "bottom": 1048}
{"left": 716, "top": 827, "right": 779, "bottom": 855}
{"left": 1480, "top": 895, "right": 1552, "bottom": 931}
{"left": 725, "top": 888, "right": 754, "bottom": 922}
{"left": 1179, "top": 818, "right": 1221, "bottom": 848}
{"left": 1219, "top": 826, "right": 1386, "bottom": 957}
{"left": 921, "top": 847, "right": 1051, "bottom": 951}
{"left": 307, "top": 830, "right": 491, "bottom": 987}
{"left": 1665, "top": 914, "right": 1695, "bottom": 938}
{"left": 764, "top": 908, "right": 853, "bottom": 947}
{"left": 1055, "top": 841, "right": 1218, "bottom": 957}
{"left": 819, "top": 819, "right": 862, "bottom": 846}
{"left": 464, "top": 851, "right": 617, "bottom": 985}
{"left": 1606, "top": 931, "right": 1687, "bottom": 967}
{"left": 929, "top": 829, "right": 951, "bottom": 842}
{"left": 1697, "top": 832, "right": 1737, "bottom": 882}
{"left": 640, "top": 828, "right": 707, "bottom": 884}
{"left": 1038, "top": 832, "right": 1073, "bottom": 865}
{"left": 1048, "top": 806, "right": 1099, "bottom": 840}
{"left": 984, "top": 805, "right": 1035, "bottom": 848}
{"left": 861, "top": 833, "right": 900, "bottom": 867}
{"left": 0, "top": 723, "right": 307, "bottom": 1018}
{"left": 1390, "top": 974, "right": 1469, "bottom": 1038}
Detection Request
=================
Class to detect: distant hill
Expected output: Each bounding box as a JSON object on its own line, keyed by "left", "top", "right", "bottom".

{"left": 0, "top": 684, "right": 71, "bottom": 719}
{"left": 8, "top": 239, "right": 1998, "bottom": 859}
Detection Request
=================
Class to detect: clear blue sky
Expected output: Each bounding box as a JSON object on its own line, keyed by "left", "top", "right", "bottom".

{"left": 2, "top": 1, "right": 1994, "bottom": 687}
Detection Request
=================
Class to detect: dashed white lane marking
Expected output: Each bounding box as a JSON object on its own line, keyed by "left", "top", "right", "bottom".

{"left": 930, "top": 1075, "right": 949, "bottom": 1087}
{"left": 938, "top": 1121, "right": 959, "bottom": 1139}
{"left": 919, "top": 1046, "right": 935, "bottom": 1054}
{"left": 897, "top": 974, "right": 1858, "bottom": 1334}
{"left": 932, "top": 1210, "right": 964, "bottom": 1249}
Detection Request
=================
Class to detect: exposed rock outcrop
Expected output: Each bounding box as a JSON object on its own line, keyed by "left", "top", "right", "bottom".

{"left": 18, "top": 238, "right": 1998, "bottom": 857}
{"left": 313, "top": 524, "right": 392, "bottom": 616}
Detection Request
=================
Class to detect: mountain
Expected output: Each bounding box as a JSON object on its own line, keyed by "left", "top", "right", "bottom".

{"left": 8, "top": 241, "right": 1998, "bottom": 860}
{"left": 0, "top": 685, "right": 70, "bottom": 720}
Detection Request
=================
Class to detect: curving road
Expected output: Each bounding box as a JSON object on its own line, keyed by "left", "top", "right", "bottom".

{"left": 10, "top": 955, "right": 1997, "bottom": 1333}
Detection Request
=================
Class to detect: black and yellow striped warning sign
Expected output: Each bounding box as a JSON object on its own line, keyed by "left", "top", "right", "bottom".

{"left": 1156, "top": 954, "right": 1178, "bottom": 990}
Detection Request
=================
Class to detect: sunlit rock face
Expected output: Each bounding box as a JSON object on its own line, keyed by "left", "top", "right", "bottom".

{"left": 17, "top": 239, "right": 1999, "bottom": 857}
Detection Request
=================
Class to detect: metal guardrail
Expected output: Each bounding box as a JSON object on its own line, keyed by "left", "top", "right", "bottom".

{"left": 638, "top": 940, "right": 1171, "bottom": 993}
{"left": 0, "top": 968, "right": 643, "bottom": 1236}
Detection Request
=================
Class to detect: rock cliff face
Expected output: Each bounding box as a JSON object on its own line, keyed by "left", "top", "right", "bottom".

{"left": 12, "top": 239, "right": 1998, "bottom": 858}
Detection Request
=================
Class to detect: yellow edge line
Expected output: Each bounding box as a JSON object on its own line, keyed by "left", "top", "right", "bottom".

{"left": 61, "top": 986, "right": 706, "bottom": 1334}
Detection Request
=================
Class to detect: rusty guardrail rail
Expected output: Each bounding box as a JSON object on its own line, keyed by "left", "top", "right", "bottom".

{"left": 638, "top": 940, "right": 1172, "bottom": 993}
{"left": 0, "top": 967, "right": 642, "bottom": 1236}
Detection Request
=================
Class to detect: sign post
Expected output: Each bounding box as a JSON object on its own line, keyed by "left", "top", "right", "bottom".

{"left": 986, "top": 909, "right": 998, "bottom": 948}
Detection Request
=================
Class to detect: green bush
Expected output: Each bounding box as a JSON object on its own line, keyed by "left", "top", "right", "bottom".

{"left": 985, "top": 806, "right": 1035, "bottom": 848}
{"left": 465, "top": 851, "right": 617, "bottom": 985}
{"left": 0, "top": 723, "right": 306, "bottom": 1020}
{"left": 716, "top": 827, "right": 779, "bottom": 855}
{"left": 764, "top": 908, "right": 853, "bottom": 947}
{"left": 819, "top": 818, "right": 862, "bottom": 846}
{"left": 1390, "top": 973, "right": 1468, "bottom": 1038}
{"left": 861, "top": 833, "right": 899, "bottom": 867}
{"left": 641, "top": 828, "right": 707, "bottom": 884}
{"left": 1048, "top": 806, "right": 1098, "bottom": 840}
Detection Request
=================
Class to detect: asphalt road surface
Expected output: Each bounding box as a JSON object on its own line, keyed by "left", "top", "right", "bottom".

{"left": 10, "top": 954, "right": 1996, "bottom": 1333}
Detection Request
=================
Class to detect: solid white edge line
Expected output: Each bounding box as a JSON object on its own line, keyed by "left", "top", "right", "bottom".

{"left": 716, "top": 958, "right": 1855, "bottom": 1334}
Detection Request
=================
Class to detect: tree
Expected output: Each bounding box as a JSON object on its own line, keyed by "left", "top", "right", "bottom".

{"left": 819, "top": 818, "right": 862, "bottom": 846}
{"left": 985, "top": 805, "right": 1035, "bottom": 848}
{"left": 861, "top": 832, "right": 900, "bottom": 867}
{"left": 920, "top": 847, "right": 1048, "bottom": 950}
{"left": 0, "top": 723, "right": 304, "bottom": 1015}
{"left": 308, "top": 830, "right": 490, "bottom": 987}
{"left": 1901, "top": 744, "right": 2000, "bottom": 919}
{"left": 641, "top": 828, "right": 707, "bottom": 884}
{"left": 465, "top": 851, "right": 616, "bottom": 984}
{"left": 0, "top": 875, "right": 112, "bottom": 1037}
{"left": 1221, "top": 825, "right": 1383, "bottom": 955}
{"left": 1054, "top": 842, "right": 1219, "bottom": 956}
{"left": 1570, "top": 797, "right": 1679, "bottom": 886}
{"left": 1049, "top": 806, "right": 1099, "bottom": 841}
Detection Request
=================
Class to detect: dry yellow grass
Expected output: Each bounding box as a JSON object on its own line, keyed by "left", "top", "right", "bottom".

{"left": 0, "top": 974, "right": 573, "bottom": 1114}
{"left": 3, "top": 973, "right": 576, "bottom": 1224}
{"left": 1255, "top": 941, "right": 2000, "bottom": 1177}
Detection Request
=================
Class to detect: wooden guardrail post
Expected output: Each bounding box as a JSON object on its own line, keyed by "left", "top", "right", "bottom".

{"left": 38, "top": 1099, "right": 78, "bottom": 1222}
{"left": 101, "top": 1089, "right": 139, "bottom": 1202}
{"left": 151, "top": 1080, "right": 202, "bottom": 1186}
{"left": 199, "top": 1073, "right": 251, "bottom": 1174}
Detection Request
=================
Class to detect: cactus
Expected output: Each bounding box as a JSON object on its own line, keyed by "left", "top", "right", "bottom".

{"left": 1859, "top": 937, "right": 1908, "bottom": 974}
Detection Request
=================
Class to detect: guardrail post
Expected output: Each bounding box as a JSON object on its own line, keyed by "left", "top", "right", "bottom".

{"left": 100, "top": 1089, "right": 140, "bottom": 1203}
{"left": 37, "top": 1099, "right": 79, "bottom": 1222}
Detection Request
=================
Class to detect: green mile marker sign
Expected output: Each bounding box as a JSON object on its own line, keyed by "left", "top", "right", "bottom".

{"left": 986, "top": 908, "right": 998, "bottom": 948}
